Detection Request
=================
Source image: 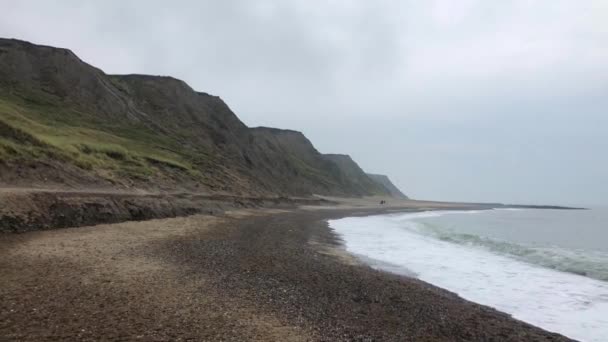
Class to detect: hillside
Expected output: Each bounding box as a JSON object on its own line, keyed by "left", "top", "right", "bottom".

{"left": 0, "top": 38, "right": 393, "bottom": 197}
{"left": 323, "top": 154, "right": 389, "bottom": 196}
{"left": 366, "top": 173, "right": 409, "bottom": 199}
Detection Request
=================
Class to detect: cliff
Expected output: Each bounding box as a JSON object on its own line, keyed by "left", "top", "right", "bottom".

{"left": 0, "top": 38, "right": 392, "bottom": 197}
{"left": 323, "top": 154, "right": 389, "bottom": 196}
{"left": 366, "top": 173, "right": 409, "bottom": 199}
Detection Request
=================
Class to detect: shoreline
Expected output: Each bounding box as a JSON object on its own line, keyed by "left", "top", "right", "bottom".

{"left": 0, "top": 187, "right": 583, "bottom": 233}
{"left": 327, "top": 210, "right": 604, "bottom": 341}
{"left": 0, "top": 206, "right": 573, "bottom": 341}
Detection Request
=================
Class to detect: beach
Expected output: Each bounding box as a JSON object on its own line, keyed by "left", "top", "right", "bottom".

{"left": 0, "top": 206, "right": 571, "bottom": 341}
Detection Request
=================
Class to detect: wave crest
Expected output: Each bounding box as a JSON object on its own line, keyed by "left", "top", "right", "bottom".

{"left": 413, "top": 221, "right": 608, "bottom": 282}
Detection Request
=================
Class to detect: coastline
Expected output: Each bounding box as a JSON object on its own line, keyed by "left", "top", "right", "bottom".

{"left": 329, "top": 209, "right": 608, "bottom": 341}
{"left": 0, "top": 206, "right": 572, "bottom": 341}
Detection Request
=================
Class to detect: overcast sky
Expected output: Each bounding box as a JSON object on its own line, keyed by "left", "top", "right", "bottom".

{"left": 2, "top": 1, "right": 607, "bottom": 205}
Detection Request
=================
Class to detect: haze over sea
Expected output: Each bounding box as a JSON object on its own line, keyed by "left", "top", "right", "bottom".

{"left": 330, "top": 208, "right": 608, "bottom": 342}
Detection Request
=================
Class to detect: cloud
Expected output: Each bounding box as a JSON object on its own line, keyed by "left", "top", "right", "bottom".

{"left": 1, "top": 0, "right": 606, "bottom": 204}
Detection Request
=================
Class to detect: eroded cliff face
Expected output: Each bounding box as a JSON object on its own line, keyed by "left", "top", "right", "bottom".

{"left": 366, "top": 173, "right": 409, "bottom": 199}
{"left": 322, "top": 154, "right": 390, "bottom": 196}
{"left": 0, "top": 38, "right": 391, "bottom": 197}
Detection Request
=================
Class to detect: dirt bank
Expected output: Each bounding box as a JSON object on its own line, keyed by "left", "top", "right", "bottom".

{"left": 0, "top": 188, "right": 328, "bottom": 233}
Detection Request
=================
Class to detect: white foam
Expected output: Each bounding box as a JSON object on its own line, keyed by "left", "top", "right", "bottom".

{"left": 329, "top": 213, "right": 608, "bottom": 342}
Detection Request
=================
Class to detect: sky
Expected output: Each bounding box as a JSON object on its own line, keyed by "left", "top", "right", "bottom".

{"left": 1, "top": 1, "right": 607, "bottom": 205}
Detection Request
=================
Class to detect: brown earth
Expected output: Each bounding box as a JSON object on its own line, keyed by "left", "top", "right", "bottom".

{"left": 0, "top": 207, "right": 572, "bottom": 341}
{"left": 0, "top": 187, "right": 329, "bottom": 233}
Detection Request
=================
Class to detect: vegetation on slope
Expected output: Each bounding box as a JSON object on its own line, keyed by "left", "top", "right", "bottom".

{"left": 366, "top": 173, "right": 409, "bottom": 199}
{"left": 0, "top": 95, "right": 197, "bottom": 183}
{"left": 0, "top": 38, "right": 393, "bottom": 197}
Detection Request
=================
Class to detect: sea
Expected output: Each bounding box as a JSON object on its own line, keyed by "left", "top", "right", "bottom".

{"left": 328, "top": 207, "right": 608, "bottom": 342}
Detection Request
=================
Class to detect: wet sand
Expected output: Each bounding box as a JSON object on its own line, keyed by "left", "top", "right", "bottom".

{"left": 0, "top": 208, "right": 572, "bottom": 341}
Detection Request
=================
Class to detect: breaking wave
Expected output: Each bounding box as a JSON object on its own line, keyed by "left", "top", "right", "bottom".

{"left": 408, "top": 218, "right": 608, "bottom": 282}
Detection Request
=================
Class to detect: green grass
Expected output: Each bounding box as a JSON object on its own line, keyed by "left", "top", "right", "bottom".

{"left": 0, "top": 94, "right": 203, "bottom": 182}
{"left": 0, "top": 89, "right": 384, "bottom": 195}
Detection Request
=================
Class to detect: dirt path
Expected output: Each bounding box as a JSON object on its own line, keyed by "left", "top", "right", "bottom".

{"left": 0, "top": 208, "right": 571, "bottom": 341}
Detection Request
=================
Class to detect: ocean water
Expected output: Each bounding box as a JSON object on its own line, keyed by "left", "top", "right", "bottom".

{"left": 328, "top": 208, "right": 608, "bottom": 342}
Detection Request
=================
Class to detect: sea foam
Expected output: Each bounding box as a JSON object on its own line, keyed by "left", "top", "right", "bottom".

{"left": 329, "top": 211, "right": 608, "bottom": 342}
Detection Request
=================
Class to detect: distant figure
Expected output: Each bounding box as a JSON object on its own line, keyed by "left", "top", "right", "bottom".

{"left": 380, "top": 200, "right": 386, "bottom": 205}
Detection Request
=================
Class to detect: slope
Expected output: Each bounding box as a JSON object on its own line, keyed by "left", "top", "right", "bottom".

{"left": 0, "top": 38, "right": 389, "bottom": 197}
{"left": 366, "top": 173, "right": 409, "bottom": 199}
